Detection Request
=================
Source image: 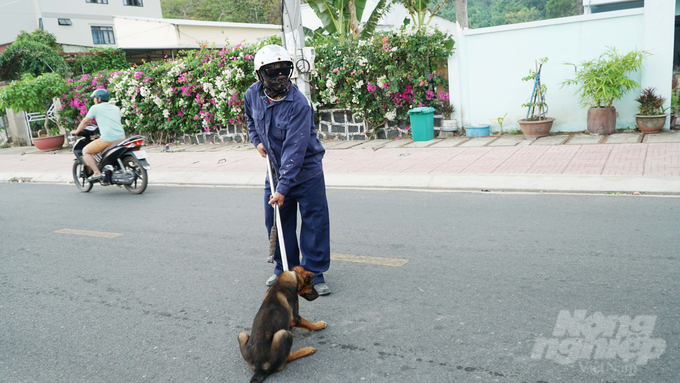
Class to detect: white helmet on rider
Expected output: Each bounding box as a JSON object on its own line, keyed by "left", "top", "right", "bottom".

{"left": 254, "top": 45, "right": 294, "bottom": 100}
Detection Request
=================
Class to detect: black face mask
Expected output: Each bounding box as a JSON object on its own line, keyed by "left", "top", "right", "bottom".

{"left": 259, "top": 63, "right": 293, "bottom": 100}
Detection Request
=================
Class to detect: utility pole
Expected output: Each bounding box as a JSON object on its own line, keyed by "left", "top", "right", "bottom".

{"left": 455, "top": 0, "right": 468, "bottom": 29}
{"left": 281, "top": 0, "right": 312, "bottom": 100}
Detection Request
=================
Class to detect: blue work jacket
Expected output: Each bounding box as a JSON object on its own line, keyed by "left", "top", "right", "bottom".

{"left": 245, "top": 82, "right": 325, "bottom": 196}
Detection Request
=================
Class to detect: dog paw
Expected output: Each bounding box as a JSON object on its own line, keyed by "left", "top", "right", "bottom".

{"left": 305, "top": 347, "right": 317, "bottom": 355}
{"left": 315, "top": 321, "right": 327, "bottom": 330}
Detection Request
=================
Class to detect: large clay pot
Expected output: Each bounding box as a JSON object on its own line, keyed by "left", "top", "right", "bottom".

{"left": 33, "top": 134, "right": 65, "bottom": 151}
{"left": 587, "top": 107, "right": 616, "bottom": 135}
{"left": 635, "top": 114, "right": 668, "bottom": 134}
{"left": 518, "top": 117, "right": 554, "bottom": 138}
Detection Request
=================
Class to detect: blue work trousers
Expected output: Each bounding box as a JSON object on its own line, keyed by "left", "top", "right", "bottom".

{"left": 264, "top": 172, "right": 330, "bottom": 284}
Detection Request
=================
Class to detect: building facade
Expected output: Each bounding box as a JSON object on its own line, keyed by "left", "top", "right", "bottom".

{"left": 0, "top": 0, "right": 162, "bottom": 52}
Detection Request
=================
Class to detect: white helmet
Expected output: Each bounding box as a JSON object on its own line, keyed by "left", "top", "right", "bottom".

{"left": 254, "top": 45, "right": 293, "bottom": 71}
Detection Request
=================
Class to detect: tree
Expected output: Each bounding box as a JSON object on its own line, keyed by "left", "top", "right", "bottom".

{"left": 396, "top": 0, "right": 448, "bottom": 27}
{"left": 0, "top": 30, "right": 68, "bottom": 81}
{"left": 546, "top": 0, "right": 577, "bottom": 19}
{"left": 306, "top": 0, "right": 393, "bottom": 41}
{"left": 0, "top": 73, "right": 67, "bottom": 136}
{"left": 160, "top": 0, "right": 281, "bottom": 24}
{"left": 505, "top": 6, "right": 540, "bottom": 24}
{"left": 161, "top": 0, "right": 199, "bottom": 19}
{"left": 67, "top": 48, "right": 131, "bottom": 75}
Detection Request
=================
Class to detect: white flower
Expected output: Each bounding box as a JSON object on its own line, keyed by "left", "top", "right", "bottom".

{"left": 140, "top": 87, "right": 151, "bottom": 98}
{"left": 377, "top": 76, "right": 387, "bottom": 89}
{"left": 163, "top": 109, "right": 169, "bottom": 118}
{"left": 385, "top": 109, "right": 397, "bottom": 121}
{"left": 357, "top": 57, "right": 368, "bottom": 66}
{"left": 355, "top": 80, "right": 364, "bottom": 89}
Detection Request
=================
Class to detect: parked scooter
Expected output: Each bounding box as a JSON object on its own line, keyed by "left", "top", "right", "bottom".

{"left": 72, "top": 125, "right": 150, "bottom": 194}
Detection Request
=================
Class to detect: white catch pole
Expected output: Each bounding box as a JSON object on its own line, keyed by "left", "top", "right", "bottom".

{"left": 266, "top": 154, "right": 289, "bottom": 272}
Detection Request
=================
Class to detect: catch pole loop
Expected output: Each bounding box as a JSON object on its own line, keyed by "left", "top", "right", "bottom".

{"left": 266, "top": 154, "right": 289, "bottom": 272}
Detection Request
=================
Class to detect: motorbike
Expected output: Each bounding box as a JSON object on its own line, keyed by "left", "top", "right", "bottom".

{"left": 72, "top": 125, "right": 150, "bottom": 194}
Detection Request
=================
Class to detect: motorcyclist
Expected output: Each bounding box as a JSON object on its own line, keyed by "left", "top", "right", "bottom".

{"left": 71, "top": 89, "right": 125, "bottom": 182}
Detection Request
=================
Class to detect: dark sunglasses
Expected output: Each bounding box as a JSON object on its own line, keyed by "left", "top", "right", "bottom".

{"left": 262, "top": 65, "right": 293, "bottom": 78}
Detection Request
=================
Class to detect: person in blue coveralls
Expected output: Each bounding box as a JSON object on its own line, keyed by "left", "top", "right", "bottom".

{"left": 245, "top": 44, "right": 331, "bottom": 296}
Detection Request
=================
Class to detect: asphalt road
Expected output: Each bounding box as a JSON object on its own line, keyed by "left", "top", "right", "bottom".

{"left": 1, "top": 183, "right": 678, "bottom": 383}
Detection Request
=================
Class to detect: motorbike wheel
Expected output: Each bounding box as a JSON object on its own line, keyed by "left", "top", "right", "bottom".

{"left": 72, "top": 160, "right": 93, "bottom": 192}
{"left": 122, "top": 155, "right": 148, "bottom": 195}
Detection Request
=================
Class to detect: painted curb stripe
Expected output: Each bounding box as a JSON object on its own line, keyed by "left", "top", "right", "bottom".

{"left": 54, "top": 229, "right": 123, "bottom": 238}
{"left": 331, "top": 253, "right": 408, "bottom": 267}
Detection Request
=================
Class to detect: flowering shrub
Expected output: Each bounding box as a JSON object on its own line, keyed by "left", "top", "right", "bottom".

{"left": 312, "top": 25, "right": 454, "bottom": 137}
{"left": 60, "top": 38, "right": 278, "bottom": 142}
{"left": 59, "top": 27, "right": 454, "bottom": 142}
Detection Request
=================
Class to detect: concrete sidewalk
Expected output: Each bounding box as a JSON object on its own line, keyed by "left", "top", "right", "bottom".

{"left": 2, "top": 131, "right": 680, "bottom": 195}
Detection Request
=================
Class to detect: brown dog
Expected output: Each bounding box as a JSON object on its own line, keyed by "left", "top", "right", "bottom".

{"left": 238, "top": 266, "right": 327, "bottom": 383}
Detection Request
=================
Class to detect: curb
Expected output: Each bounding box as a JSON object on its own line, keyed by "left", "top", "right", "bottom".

{"left": 3, "top": 172, "right": 680, "bottom": 196}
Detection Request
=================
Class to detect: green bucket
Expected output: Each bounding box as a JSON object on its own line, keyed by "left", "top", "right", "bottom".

{"left": 407, "top": 107, "right": 436, "bottom": 141}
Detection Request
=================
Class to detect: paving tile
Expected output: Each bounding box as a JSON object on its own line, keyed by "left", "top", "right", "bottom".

{"left": 375, "top": 148, "right": 441, "bottom": 173}
{"left": 431, "top": 147, "right": 491, "bottom": 173}
{"left": 351, "top": 139, "right": 391, "bottom": 149}
{"left": 429, "top": 137, "right": 469, "bottom": 148}
{"left": 526, "top": 145, "right": 580, "bottom": 174}
{"left": 488, "top": 135, "right": 524, "bottom": 146}
{"left": 531, "top": 135, "right": 569, "bottom": 145}
{"left": 605, "top": 133, "right": 641, "bottom": 144}
{"left": 459, "top": 146, "right": 521, "bottom": 174}
{"left": 321, "top": 140, "right": 352, "bottom": 149}
{"left": 644, "top": 143, "right": 680, "bottom": 176}
{"left": 567, "top": 134, "right": 601, "bottom": 145}
{"left": 459, "top": 137, "right": 498, "bottom": 147}
{"left": 493, "top": 145, "right": 550, "bottom": 174}
{"left": 646, "top": 132, "right": 680, "bottom": 143}
{"left": 381, "top": 139, "right": 413, "bottom": 148}
{"left": 562, "top": 145, "right": 613, "bottom": 175}
{"left": 330, "top": 140, "right": 366, "bottom": 149}
{"left": 602, "top": 144, "right": 647, "bottom": 176}
{"left": 404, "top": 139, "right": 442, "bottom": 148}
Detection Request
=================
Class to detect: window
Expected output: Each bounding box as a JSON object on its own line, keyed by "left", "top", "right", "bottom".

{"left": 86, "top": 0, "right": 109, "bottom": 3}
{"left": 123, "top": 0, "right": 143, "bottom": 6}
{"left": 58, "top": 18, "right": 72, "bottom": 26}
{"left": 91, "top": 26, "right": 115, "bottom": 44}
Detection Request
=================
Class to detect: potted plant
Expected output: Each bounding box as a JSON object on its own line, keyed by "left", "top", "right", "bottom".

{"left": 562, "top": 47, "right": 647, "bottom": 135}
{"left": 437, "top": 91, "right": 457, "bottom": 135}
{"left": 0, "top": 73, "right": 67, "bottom": 150}
{"left": 634, "top": 87, "right": 668, "bottom": 133}
{"left": 671, "top": 76, "right": 679, "bottom": 129}
{"left": 518, "top": 57, "right": 554, "bottom": 138}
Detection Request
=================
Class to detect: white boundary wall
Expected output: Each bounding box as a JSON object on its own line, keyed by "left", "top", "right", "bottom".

{"left": 448, "top": 0, "right": 676, "bottom": 133}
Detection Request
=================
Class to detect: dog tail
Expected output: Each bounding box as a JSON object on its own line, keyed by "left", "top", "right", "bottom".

{"left": 267, "top": 219, "right": 276, "bottom": 263}
{"left": 250, "top": 370, "right": 269, "bottom": 383}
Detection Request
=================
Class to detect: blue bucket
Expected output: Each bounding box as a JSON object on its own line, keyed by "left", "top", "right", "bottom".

{"left": 466, "top": 124, "right": 490, "bottom": 137}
